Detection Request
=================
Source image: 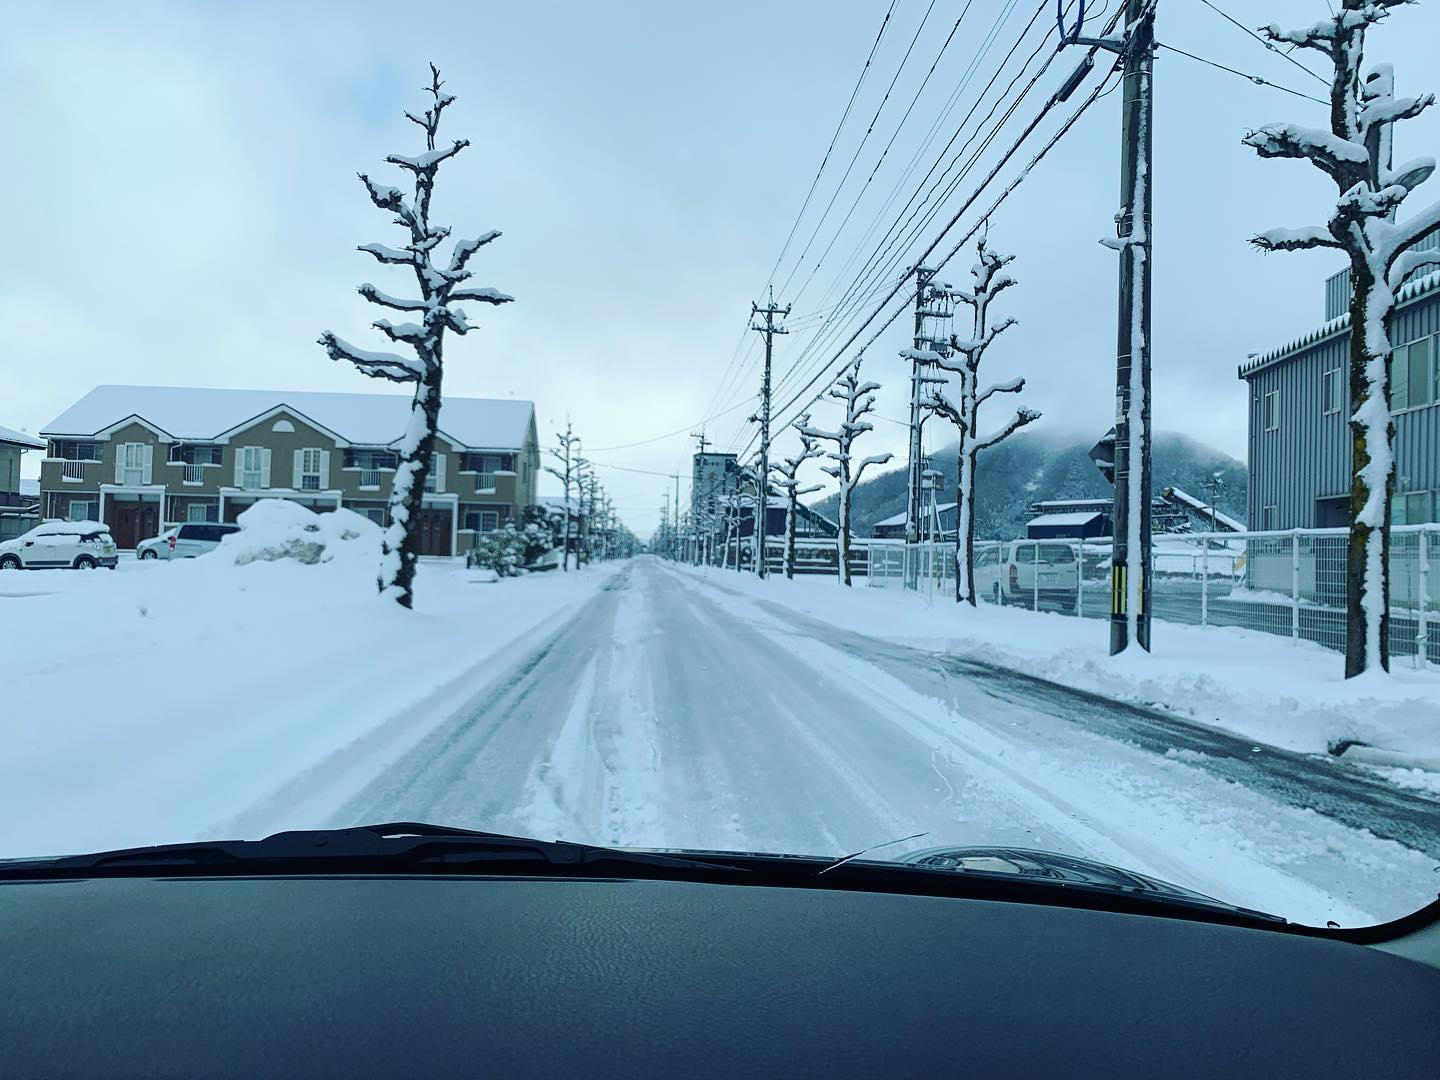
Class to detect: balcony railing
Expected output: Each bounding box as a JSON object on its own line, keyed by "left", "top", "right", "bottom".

{"left": 474, "top": 472, "right": 497, "bottom": 491}
{"left": 360, "top": 469, "right": 381, "bottom": 489}
{"left": 61, "top": 460, "right": 87, "bottom": 482}
{"left": 183, "top": 464, "right": 205, "bottom": 485}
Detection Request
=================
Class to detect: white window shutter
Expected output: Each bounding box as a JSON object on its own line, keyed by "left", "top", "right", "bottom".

{"left": 234, "top": 449, "right": 245, "bottom": 488}
{"left": 434, "top": 453, "right": 446, "bottom": 492}
{"left": 320, "top": 450, "right": 331, "bottom": 489}
{"left": 293, "top": 449, "right": 304, "bottom": 489}
{"left": 114, "top": 443, "right": 126, "bottom": 484}
{"left": 142, "top": 443, "right": 153, "bottom": 484}
{"left": 261, "top": 448, "right": 272, "bottom": 488}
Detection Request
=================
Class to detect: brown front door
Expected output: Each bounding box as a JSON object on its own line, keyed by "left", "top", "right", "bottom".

{"left": 105, "top": 500, "right": 161, "bottom": 550}
{"left": 414, "top": 507, "right": 453, "bottom": 556}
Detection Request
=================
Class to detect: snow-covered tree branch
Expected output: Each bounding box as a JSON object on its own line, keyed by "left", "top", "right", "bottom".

{"left": 317, "top": 63, "right": 513, "bottom": 609}
{"left": 922, "top": 236, "right": 1039, "bottom": 606}
{"left": 1245, "top": 0, "right": 1440, "bottom": 676}
{"left": 799, "top": 357, "right": 892, "bottom": 586}
{"left": 544, "top": 423, "right": 581, "bottom": 572}
{"left": 769, "top": 413, "right": 825, "bottom": 580}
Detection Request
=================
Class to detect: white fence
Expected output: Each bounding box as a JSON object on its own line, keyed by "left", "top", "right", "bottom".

{"left": 866, "top": 526, "right": 1439, "bottom": 668}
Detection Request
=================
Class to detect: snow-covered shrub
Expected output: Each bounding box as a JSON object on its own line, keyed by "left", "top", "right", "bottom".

{"left": 223, "top": 501, "right": 380, "bottom": 566}
{"left": 466, "top": 522, "right": 551, "bottom": 577}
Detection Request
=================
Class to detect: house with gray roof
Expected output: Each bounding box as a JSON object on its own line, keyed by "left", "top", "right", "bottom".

{"left": 38, "top": 385, "right": 540, "bottom": 554}
{"left": 0, "top": 424, "right": 46, "bottom": 541}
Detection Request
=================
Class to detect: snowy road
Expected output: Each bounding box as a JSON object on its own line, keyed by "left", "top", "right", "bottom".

{"left": 327, "top": 557, "right": 1438, "bottom": 925}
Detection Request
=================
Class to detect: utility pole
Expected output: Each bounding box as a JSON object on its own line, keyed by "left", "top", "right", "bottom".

{"left": 661, "top": 491, "right": 670, "bottom": 559}
{"left": 1068, "top": 0, "right": 1157, "bottom": 654}
{"left": 1110, "top": 0, "right": 1155, "bottom": 655}
{"left": 672, "top": 471, "right": 681, "bottom": 562}
{"left": 904, "top": 264, "right": 943, "bottom": 590}
{"left": 750, "top": 287, "right": 790, "bottom": 580}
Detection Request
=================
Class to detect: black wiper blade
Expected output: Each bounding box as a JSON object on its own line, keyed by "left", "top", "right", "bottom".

{"left": 0, "top": 822, "right": 747, "bottom": 878}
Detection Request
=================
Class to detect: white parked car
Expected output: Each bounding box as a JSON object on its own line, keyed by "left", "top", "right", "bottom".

{"left": 0, "top": 520, "right": 119, "bottom": 570}
{"left": 993, "top": 540, "right": 1081, "bottom": 612}
{"left": 136, "top": 522, "right": 240, "bottom": 561}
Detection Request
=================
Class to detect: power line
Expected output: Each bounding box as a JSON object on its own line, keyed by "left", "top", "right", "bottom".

{"left": 750, "top": 47, "right": 1125, "bottom": 454}
{"left": 584, "top": 394, "right": 757, "bottom": 453}
{"left": 1156, "top": 41, "right": 1328, "bottom": 105}
{"left": 763, "top": 0, "right": 898, "bottom": 292}
{"left": 1195, "top": 0, "right": 1329, "bottom": 87}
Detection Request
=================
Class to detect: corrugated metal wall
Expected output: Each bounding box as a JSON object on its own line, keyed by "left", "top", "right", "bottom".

{"left": 1246, "top": 289, "right": 1440, "bottom": 528}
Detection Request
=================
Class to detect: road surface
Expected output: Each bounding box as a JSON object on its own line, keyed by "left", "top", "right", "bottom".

{"left": 329, "top": 558, "right": 1438, "bottom": 925}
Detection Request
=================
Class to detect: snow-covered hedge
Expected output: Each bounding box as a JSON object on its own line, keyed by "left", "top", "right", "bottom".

{"left": 222, "top": 500, "right": 380, "bottom": 566}
{"left": 466, "top": 522, "right": 550, "bottom": 577}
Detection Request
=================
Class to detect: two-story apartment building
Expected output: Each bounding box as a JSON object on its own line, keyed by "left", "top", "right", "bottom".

{"left": 38, "top": 386, "right": 540, "bottom": 555}
{"left": 0, "top": 423, "right": 45, "bottom": 541}
{"left": 1239, "top": 257, "right": 1440, "bottom": 531}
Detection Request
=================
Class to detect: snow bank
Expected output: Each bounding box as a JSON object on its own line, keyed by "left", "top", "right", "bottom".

{"left": 223, "top": 500, "right": 381, "bottom": 567}
{"left": 0, "top": 545, "right": 615, "bottom": 858}
{"left": 675, "top": 567, "right": 1440, "bottom": 766}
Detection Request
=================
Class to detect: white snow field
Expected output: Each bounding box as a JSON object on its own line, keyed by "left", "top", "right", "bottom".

{"left": 3, "top": 541, "right": 1437, "bottom": 928}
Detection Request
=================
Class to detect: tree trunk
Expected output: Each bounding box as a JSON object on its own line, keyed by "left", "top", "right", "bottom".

{"left": 785, "top": 494, "right": 798, "bottom": 579}
{"left": 382, "top": 365, "right": 441, "bottom": 609}
{"left": 838, "top": 473, "right": 852, "bottom": 587}
{"left": 1345, "top": 258, "right": 1393, "bottom": 676}
{"left": 960, "top": 447, "right": 979, "bottom": 606}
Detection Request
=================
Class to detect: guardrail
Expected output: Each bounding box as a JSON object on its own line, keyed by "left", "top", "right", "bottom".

{"left": 866, "top": 527, "right": 1439, "bottom": 668}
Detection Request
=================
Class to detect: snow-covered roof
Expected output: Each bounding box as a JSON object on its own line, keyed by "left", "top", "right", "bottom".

{"left": 872, "top": 502, "right": 958, "bottom": 528}
{"left": 1030, "top": 498, "right": 1110, "bottom": 511}
{"left": 1239, "top": 269, "right": 1440, "bottom": 379}
{"left": 41, "top": 385, "right": 535, "bottom": 451}
{"left": 0, "top": 424, "right": 45, "bottom": 450}
{"left": 537, "top": 494, "right": 578, "bottom": 513}
{"left": 1028, "top": 511, "right": 1103, "bottom": 527}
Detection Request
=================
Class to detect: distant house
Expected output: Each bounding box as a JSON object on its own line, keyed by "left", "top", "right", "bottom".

{"left": 0, "top": 424, "right": 45, "bottom": 541}
{"left": 1239, "top": 258, "right": 1439, "bottom": 530}
{"left": 872, "top": 503, "right": 957, "bottom": 541}
{"left": 727, "top": 494, "right": 838, "bottom": 540}
{"left": 38, "top": 385, "right": 540, "bottom": 554}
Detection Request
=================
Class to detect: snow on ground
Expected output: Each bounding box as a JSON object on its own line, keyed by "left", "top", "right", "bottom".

{"left": 682, "top": 565, "right": 1440, "bottom": 767}
{"left": 0, "top": 514, "right": 607, "bottom": 860}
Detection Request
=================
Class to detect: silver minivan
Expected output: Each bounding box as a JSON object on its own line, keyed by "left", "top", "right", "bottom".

{"left": 136, "top": 522, "right": 240, "bottom": 560}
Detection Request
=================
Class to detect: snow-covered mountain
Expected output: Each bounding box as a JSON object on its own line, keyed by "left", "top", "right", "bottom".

{"left": 810, "top": 429, "right": 1248, "bottom": 540}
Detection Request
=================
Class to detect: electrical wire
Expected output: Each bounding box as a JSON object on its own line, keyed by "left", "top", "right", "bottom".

{"left": 1156, "top": 41, "right": 1328, "bottom": 105}
{"left": 1195, "top": 0, "right": 1329, "bottom": 87}
{"left": 583, "top": 394, "right": 758, "bottom": 453}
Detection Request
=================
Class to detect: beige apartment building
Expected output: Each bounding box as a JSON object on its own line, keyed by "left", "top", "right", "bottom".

{"left": 38, "top": 385, "right": 540, "bottom": 555}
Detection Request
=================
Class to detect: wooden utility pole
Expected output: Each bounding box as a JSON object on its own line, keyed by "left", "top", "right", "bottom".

{"left": 750, "top": 288, "right": 790, "bottom": 579}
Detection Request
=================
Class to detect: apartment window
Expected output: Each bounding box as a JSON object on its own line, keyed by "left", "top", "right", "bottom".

{"left": 120, "top": 442, "right": 146, "bottom": 486}
{"left": 1263, "top": 390, "right": 1279, "bottom": 431}
{"left": 1391, "top": 490, "right": 1436, "bottom": 526}
{"left": 241, "top": 446, "right": 265, "bottom": 489}
{"left": 299, "top": 448, "right": 323, "bottom": 491}
{"left": 68, "top": 500, "right": 96, "bottom": 522}
{"left": 463, "top": 509, "right": 501, "bottom": 532}
{"left": 1321, "top": 368, "right": 1343, "bottom": 415}
{"left": 1390, "top": 335, "right": 1435, "bottom": 411}
{"left": 1262, "top": 505, "right": 1277, "bottom": 531}
{"left": 52, "top": 440, "right": 101, "bottom": 461}
{"left": 363, "top": 508, "right": 385, "bottom": 526}
{"left": 169, "top": 443, "right": 222, "bottom": 466}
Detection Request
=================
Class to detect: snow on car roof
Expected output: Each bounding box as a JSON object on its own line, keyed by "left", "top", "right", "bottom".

{"left": 41, "top": 385, "right": 535, "bottom": 450}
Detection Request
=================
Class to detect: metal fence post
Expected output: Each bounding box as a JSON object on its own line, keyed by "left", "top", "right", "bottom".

{"left": 1291, "top": 529, "right": 1301, "bottom": 644}
{"left": 1417, "top": 527, "right": 1430, "bottom": 671}
{"left": 1200, "top": 534, "right": 1209, "bottom": 629}
{"left": 1075, "top": 540, "right": 1083, "bottom": 619}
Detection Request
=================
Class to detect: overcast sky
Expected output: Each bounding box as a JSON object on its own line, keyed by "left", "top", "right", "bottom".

{"left": 3, "top": 1, "right": 1438, "bottom": 533}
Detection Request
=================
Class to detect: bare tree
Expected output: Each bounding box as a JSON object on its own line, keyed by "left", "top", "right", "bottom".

{"left": 1244, "top": 0, "right": 1440, "bottom": 677}
{"left": 801, "top": 357, "right": 893, "bottom": 586}
{"left": 918, "top": 238, "right": 1040, "bottom": 605}
{"left": 769, "top": 413, "right": 825, "bottom": 579}
{"left": 545, "top": 423, "right": 580, "bottom": 571}
{"left": 319, "top": 64, "right": 513, "bottom": 607}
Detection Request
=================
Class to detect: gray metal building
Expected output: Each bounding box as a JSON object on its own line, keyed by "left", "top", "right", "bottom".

{"left": 1238, "top": 259, "right": 1440, "bottom": 531}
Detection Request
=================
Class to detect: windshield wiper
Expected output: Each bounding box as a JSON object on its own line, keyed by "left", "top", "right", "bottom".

{"left": 0, "top": 822, "right": 748, "bottom": 879}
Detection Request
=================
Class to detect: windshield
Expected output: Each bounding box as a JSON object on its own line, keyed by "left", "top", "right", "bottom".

{"left": 2, "top": 0, "right": 1438, "bottom": 931}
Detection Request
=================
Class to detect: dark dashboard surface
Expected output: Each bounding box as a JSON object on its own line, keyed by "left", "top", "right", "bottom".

{"left": 2, "top": 875, "right": 1437, "bottom": 1078}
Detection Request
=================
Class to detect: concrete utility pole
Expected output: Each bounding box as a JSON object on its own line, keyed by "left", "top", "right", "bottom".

{"left": 904, "top": 264, "right": 936, "bottom": 590}
{"left": 660, "top": 491, "right": 670, "bottom": 559}
{"left": 672, "top": 471, "right": 681, "bottom": 562}
{"left": 750, "top": 288, "right": 790, "bottom": 580}
{"left": 1109, "top": 0, "right": 1156, "bottom": 655}
{"left": 1069, "top": 0, "right": 1157, "bottom": 653}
